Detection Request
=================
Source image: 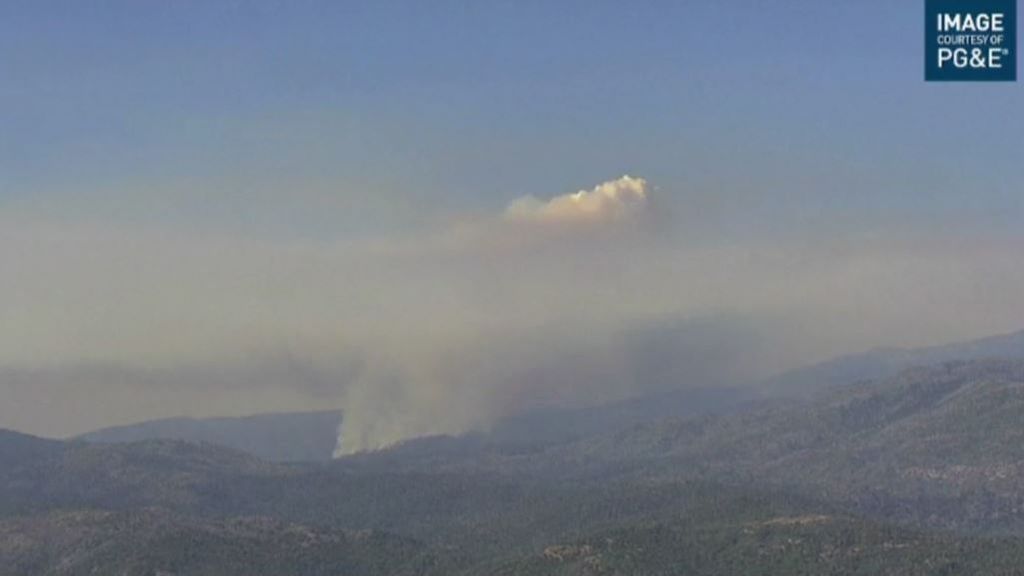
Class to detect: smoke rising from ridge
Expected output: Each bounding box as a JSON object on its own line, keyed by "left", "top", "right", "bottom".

{"left": 2, "top": 177, "right": 1024, "bottom": 444}
{"left": 328, "top": 176, "right": 1024, "bottom": 454}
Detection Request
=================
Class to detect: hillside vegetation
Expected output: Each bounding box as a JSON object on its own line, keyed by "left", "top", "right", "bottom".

{"left": 7, "top": 358, "right": 1024, "bottom": 573}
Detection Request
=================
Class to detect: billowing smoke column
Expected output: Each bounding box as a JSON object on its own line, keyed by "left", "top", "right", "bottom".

{"left": 330, "top": 315, "right": 782, "bottom": 456}
{"left": 333, "top": 348, "right": 497, "bottom": 457}
{"left": 326, "top": 173, "right": 1024, "bottom": 457}
{"left": 333, "top": 176, "right": 656, "bottom": 456}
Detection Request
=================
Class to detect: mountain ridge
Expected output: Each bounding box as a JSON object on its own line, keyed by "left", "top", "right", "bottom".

{"left": 759, "top": 329, "right": 1024, "bottom": 398}
{"left": 77, "top": 410, "right": 342, "bottom": 463}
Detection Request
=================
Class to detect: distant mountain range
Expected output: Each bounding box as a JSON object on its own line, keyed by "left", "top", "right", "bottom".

{"left": 74, "top": 388, "right": 758, "bottom": 463}
{"left": 71, "top": 328, "right": 1024, "bottom": 466}
{"left": 760, "top": 328, "right": 1024, "bottom": 397}
{"left": 77, "top": 410, "right": 341, "bottom": 462}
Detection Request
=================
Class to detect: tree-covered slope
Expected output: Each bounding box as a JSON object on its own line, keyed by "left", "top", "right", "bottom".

{"left": 496, "top": 515, "right": 1024, "bottom": 576}
{"left": 0, "top": 509, "right": 453, "bottom": 576}
{"left": 567, "top": 359, "right": 1024, "bottom": 532}
{"left": 8, "top": 359, "right": 1024, "bottom": 574}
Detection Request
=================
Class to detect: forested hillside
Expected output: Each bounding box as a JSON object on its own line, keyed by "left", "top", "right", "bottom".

{"left": 7, "top": 359, "right": 1024, "bottom": 574}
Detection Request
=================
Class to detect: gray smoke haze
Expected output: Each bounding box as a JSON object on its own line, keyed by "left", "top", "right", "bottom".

{"left": 2, "top": 176, "right": 1024, "bottom": 448}
{"left": 0, "top": 355, "right": 359, "bottom": 439}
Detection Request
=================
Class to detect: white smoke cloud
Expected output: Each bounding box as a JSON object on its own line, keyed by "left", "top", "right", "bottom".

{"left": 503, "top": 175, "right": 651, "bottom": 224}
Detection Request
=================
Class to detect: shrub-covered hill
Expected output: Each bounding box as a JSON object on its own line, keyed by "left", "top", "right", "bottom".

{"left": 495, "top": 515, "right": 1024, "bottom": 576}
{"left": 564, "top": 359, "right": 1024, "bottom": 532}
{"left": 8, "top": 359, "right": 1024, "bottom": 573}
{"left": 0, "top": 509, "right": 456, "bottom": 576}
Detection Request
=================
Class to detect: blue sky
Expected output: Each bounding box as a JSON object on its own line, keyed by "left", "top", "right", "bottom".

{"left": 2, "top": 0, "right": 1020, "bottom": 240}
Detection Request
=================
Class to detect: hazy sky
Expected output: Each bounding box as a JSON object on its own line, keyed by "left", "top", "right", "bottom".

{"left": 1, "top": 1, "right": 1022, "bottom": 444}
